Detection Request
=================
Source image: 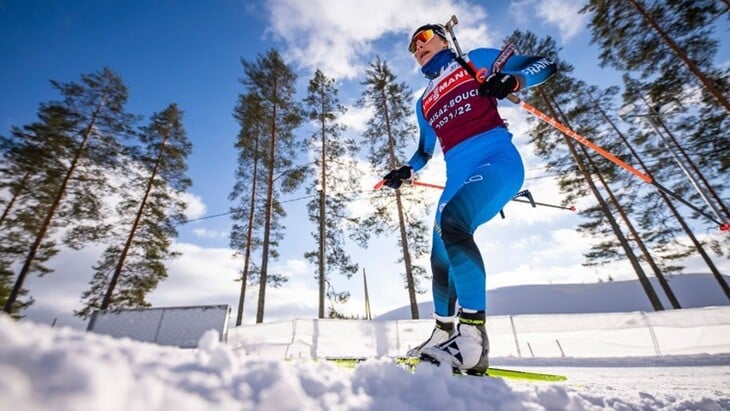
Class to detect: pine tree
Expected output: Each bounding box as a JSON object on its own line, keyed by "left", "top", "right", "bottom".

{"left": 75, "top": 103, "right": 191, "bottom": 318}
{"left": 0, "top": 104, "right": 78, "bottom": 315}
{"left": 238, "top": 50, "right": 305, "bottom": 323}
{"left": 570, "top": 83, "right": 683, "bottom": 308}
{"left": 3, "top": 68, "right": 134, "bottom": 314}
{"left": 588, "top": 86, "right": 699, "bottom": 272}
{"left": 619, "top": 76, "right": 730, "bottom": 297}
{"left": 230, "top": 92, "right": 268, "bottom": 326}
{"left": 582, "top": 0, "right": 729, "bottom": 223}
{"left": 581, "top": 0, "right": 729, "bottom": 112}
{"left": 355, "top": 57, "right": 430, "bottom": 319}
{"left": 582, "top": 0, "right": 728, "bottom": 294}
{"left": 506, "top": 31, "right": 664, "bottom": 310}
{"left": 303, "top": 69, "right": 362, "bottom": 319}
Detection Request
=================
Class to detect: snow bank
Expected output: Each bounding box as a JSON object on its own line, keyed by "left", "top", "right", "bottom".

{"left": 2, "top": 314, "right": 729, "bottom": 411}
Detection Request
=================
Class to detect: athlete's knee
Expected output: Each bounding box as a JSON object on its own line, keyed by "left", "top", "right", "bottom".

{"left": 440, "top": 213, "right": 471, "bottom": 245}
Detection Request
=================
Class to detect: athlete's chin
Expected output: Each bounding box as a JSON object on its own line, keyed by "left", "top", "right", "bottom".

{"left": 418, "top": 52, "right": 433, "bottom": 66}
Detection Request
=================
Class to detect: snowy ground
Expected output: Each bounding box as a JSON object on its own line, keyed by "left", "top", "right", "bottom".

{"left": 2, "top": 315, "right": 729, "bottom": 411}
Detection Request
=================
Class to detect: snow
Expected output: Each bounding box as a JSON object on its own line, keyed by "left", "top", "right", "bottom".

{"left": 2, "top": 312, "right": 729, "bottom": 411}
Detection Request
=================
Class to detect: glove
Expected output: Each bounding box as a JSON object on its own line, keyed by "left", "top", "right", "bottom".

{"left": 478, "top": 72, "right": 520, "bottom": 99}
{"left": 382, "top": 165, "right": 413, "bottom": 189}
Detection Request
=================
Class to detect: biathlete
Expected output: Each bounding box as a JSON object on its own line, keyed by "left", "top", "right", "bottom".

{"left": 382, "top": 23, "right": 556, "bottom": 373}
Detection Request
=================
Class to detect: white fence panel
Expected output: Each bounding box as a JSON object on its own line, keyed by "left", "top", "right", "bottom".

{"left": 88, "top": 305, "right": 230, "bottom": 348}
{"left": 227, "top": 306, "right": 730, "bottom": 359}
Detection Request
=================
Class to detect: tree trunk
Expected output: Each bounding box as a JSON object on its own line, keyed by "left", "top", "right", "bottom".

{"left": 101, "top": 133, "right": 168, "bottom": 309}
{"left": 318, "top": 93, "right": 327, "bottom": 319}
{"left": 598, "top": 103, "right": 728, "bottom": 299}
{"left": 363, "top": 269, "right": 372, "bottom": 320}
{"left": 539, "top": 91, "right": 664, "bottom": 311}
{"left": 257, "top": 83, "right": 277, "bottom": 324}
{"left": 394, "top": 192, "right": 418, "bottom": 319}
{"left": 0, "top": 170, "right": 31, "bottom": 227}
{"left": 380, "top": 88, "right": 419, "bottom": 319}
{"left": 586, "top": 144, "right": 681, "bottom": 308}
{"left": 643, "top": 98, "right": 730, "bottom": 221}
{"left": 236, "top": 137, "right": 260, "bottom": 326}
{"left": 627, "top": 0, "right": 730, "bottom": 113}
{"left": 4, "top": 96, "right": 106, "bottom": 314}
{"left": 555, "top": 97, "right": 680, "bottom": 308}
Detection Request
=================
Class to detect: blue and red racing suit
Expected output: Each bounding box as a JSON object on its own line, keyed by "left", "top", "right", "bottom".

{"left": 406, "top": 48, "right": 555, "bottom": 316}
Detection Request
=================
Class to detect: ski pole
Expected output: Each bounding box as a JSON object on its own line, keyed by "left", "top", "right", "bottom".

{"left": 444, "top": 15, "right": 727, "bottom": 231}
{"left": 512, "top": 198, "right": 576, "bottom": 212}
{"left": 372, "top": 178, "right": 448, "bottom": 190}
{"left": 374, "top": 179, "right": 575, "bottom": 212}
{"left": 409, "top": 182, "right": 575, "bottom": 212}
{"left": 505, "top": 94, "right": 651, "bottom": 183}
{"left": 444, "top": 15, "right": 512, "bottom": 81}
{"left": 443, "top": 15, "right": 462, "bottom": 58}
{"left": 504, "top": 93, "right": 727, "bottom": 230}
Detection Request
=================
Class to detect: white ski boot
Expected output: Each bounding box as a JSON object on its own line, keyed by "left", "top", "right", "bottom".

{"left": 421, "top": 310, "right": 489, "bottom": 374}
{"left": 406, "top": 313, "right": 456, "bottom": 357}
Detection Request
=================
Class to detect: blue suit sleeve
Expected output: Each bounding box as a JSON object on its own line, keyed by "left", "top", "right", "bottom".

{"left": 407, "top": 96, "right": 437, "bottom": 172}
{"left": 468, "top": 48, "right": 556, "bottom": 89}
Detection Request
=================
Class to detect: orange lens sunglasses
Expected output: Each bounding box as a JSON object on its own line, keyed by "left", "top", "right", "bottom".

{"left": 409, "top": 29, "right": 435, "bottom": 53}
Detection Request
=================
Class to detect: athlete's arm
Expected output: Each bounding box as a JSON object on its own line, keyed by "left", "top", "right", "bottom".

{"left": 406, "top": 98, "right": 437, "bottom": 172}
{"left": 468, "top": 48, "right": 556, "bottom": 89}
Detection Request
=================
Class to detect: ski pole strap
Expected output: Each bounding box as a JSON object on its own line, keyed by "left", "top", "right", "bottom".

{"left": 492, "top": 43, "right": 516, "bottom": 74}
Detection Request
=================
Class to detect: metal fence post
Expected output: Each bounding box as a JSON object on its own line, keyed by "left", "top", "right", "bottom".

{"left": 509, "top": 315, "right": 522, "bottom": 358}
{"left": 641, "top": 311, "right": 662, "bottom": 356}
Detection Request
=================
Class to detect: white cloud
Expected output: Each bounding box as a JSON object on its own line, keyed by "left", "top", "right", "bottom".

{"left": 536, "top": 0, "right": 588, "bottom": 41}
{"left": 192, "top": 228, "right": 228, "bottom": 239}
{"left": 151, "top": 243, "right": 240, "bottom": 304}
{"left": 150, "top": 243, "right": 320, "bottom": 324}
{"left": 509, "top": 0, "right": 588, "bottom": 43}
{"left": 340, "top": 105, "right": 374, "bottom": 133}
{"left": 182, "top": 191, "right": 207, "bottom": 220}
{"left": 264, "top": 0, "right": 493, "bottom": 79}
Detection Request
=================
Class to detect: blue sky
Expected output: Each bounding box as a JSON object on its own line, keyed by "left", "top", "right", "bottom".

{"left": 1, "top": 0, "right": 728, "bottom": 329}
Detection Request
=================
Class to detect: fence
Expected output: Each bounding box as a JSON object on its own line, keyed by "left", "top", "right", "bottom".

{"left": 227, "top": 306, "right": 730, "bottom": 359}
{"left": 87, "top": 304, "right": 231, "bottom": 348}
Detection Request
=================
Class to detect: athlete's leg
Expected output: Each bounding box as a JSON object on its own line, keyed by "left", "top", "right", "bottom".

{"left": 406, "top": 224, "right": 457, "bottom": 357}
{"left": 438, "top": 145, "right": 524, "bottom": 311}
{"left": 422, "top": 144, "right": 524, "bottom": 371}
{"left": 430, "top": 227, "right": 457, "bottom": 317}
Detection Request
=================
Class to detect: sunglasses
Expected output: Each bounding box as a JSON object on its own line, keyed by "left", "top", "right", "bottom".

{"left": 409, "top": 29, "right": 436, "bottom": 53}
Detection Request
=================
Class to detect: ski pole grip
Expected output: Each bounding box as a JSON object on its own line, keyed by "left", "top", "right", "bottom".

{"left": 444, "top": 15, "right": 458, "bottom": 30}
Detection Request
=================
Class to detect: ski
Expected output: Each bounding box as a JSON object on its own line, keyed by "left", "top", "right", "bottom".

{"left": 326, "top": 357, "right": 566, "bottom": 382}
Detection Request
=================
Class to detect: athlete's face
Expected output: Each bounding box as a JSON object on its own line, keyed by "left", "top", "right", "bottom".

{"left": 411, "top": 30, "right": 448, "bottom": 67}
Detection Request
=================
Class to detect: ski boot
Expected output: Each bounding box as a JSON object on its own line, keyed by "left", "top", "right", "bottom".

{"left": 406, "top": 313, "right": 456, "bottom": 357}
{"left": 421, "top": 310, "right": 489, "bottom": 375}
